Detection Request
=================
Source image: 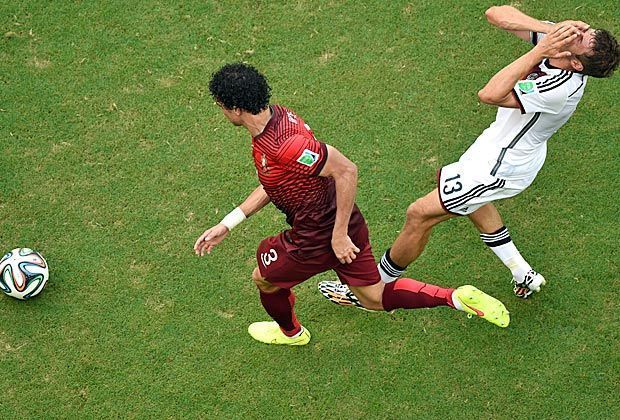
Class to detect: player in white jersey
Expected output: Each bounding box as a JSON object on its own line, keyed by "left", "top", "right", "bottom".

{"left": 318, "top": 5, "right": 619, "bottom": 306}
{"left": 442, "top": 55, "right": 588, "bottom": 213}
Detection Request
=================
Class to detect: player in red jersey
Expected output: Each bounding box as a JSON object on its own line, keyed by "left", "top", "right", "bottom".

{"left": 194, "top": 63, "right": 510, "bottom": 346}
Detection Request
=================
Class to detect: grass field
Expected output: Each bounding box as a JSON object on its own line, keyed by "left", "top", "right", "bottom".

{"left": 1, "top": 0, "right": 619, "bottom": 418}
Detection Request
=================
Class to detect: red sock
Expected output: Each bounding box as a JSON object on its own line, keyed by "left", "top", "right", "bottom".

{"left": 382, "top": 278, "right": 455, "bottom": 312}
{"left": 259, "top": 288, "right": 301, "bottom": 336}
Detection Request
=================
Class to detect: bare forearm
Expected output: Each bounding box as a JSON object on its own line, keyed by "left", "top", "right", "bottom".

{"left": 479, "top": 49, "right": 544, "bottom": 105}
{"left": 332, "top": 166, "right": 358, "bottom": 236}
{"left": 239, "top": 185, "right": 271, "bottom": 217}
{"left": 485, "top": 6, "right": 553, "bottom": 33}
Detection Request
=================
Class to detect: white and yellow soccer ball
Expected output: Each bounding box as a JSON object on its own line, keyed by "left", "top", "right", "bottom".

{"left": 0, "top": 248, "right": 49, "bottom": 300}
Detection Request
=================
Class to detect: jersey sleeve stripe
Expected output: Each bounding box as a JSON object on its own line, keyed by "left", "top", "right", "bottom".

{"left": 512, "top": 89, "right": 526, "bottom": 114}
{"left": 538, "top": 73, "right": 573, "bottom": 93}
{"left": 536, "top": 71, "right": 568, "bottom": 88}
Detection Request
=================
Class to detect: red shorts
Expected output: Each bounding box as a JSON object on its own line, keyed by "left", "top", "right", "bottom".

{"left": 256, "top": 224, "right": 381, "bottom": 289}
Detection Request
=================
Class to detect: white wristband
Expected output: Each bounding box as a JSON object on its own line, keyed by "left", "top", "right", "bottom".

{"left": 220, "top": 207, "right": 246, "bottom": 230}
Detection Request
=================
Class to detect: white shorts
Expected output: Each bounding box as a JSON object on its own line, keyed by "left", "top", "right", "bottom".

{"left": 438, "top": 161, "right": 524, "bottom": 215}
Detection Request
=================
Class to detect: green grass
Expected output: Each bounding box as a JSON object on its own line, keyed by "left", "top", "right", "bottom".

{"left": 1, "top": 0, "right": 619, "bottom": 418}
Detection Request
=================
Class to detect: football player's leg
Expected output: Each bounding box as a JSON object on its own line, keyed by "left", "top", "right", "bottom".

{"left": 318, "top": 203, "right": 452, "bottom": 308}
{"left": 249, "top": 234, "right": 313, "bottom": 345}
{"left": 334, "top": 245, "right": 456, "bottom": 312}
{"left": 318, "top": 230, "right": 383, "bottom": 311}
{"left": 378, "top": 188, "right": 454, "bottom": 282}
{"left": 349, "top": 278, "right": 454, "bottom": 311}
{"left": 324, "top": 237, "right": 509, "bottom": 326}
{"left": 469, "top": 204, "right": 545, "bottom": 298}
{"left": 252, "top": 268, "right": 300, "bottom": 335}
{"left": 249, "top": 267, "right": 310, "bottom": 345}
{"left": 348, "top": 278, "right": 509, "bottom": 327}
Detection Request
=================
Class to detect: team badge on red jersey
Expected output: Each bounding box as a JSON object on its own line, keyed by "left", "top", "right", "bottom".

{"left": 261, "top": 154, "right": 269, "bottom": 172}
{"left": 297, "top": 149, "right": 319, "bottom": 167}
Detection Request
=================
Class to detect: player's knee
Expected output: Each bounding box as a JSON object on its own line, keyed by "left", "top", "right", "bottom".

{"left": 252, "top": 267, "right": 268, "bottom": 288}
{"left": 252, "top": 267, "right": 278, "bottom": 293}
{"left": 405, "top": 200, "right": 428, "bottom": 226}
{"left": 251, "top": 267, "right": 263, "bottom": 283}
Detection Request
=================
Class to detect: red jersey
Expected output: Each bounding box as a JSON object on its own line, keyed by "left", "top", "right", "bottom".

{"left": 252, "top": 105, "right": 366, "bottom": 257}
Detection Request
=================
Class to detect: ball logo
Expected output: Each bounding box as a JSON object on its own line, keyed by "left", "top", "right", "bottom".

{"left": 260, "top": 248, "right": 278, "bottom": 267}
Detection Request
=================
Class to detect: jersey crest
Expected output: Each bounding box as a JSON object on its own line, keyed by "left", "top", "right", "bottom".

{"left": 525, "top": 64, "right": 547, "bottom": 81}
{"left": 261, "top": 153, "right": 270, "bottom": 173}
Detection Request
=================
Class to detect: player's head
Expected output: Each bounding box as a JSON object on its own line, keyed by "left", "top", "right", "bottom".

{"left": 571, "top": 29, "right": 619, "bottom": 78}
{"left": 209, "top": 63, "right": 272, "bottom": 121}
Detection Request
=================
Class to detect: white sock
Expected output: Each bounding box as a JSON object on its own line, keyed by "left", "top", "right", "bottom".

{"left": 480, "top": 226, "right": 532, "bottom": 281}
{"left": 377, "top": 249, "right": 404, "bottom": 283}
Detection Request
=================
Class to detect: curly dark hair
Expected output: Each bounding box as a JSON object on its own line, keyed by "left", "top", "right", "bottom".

{"left": 208, "top": 63, "right": 271, "bottom": 114}
{"left": 577, "top": 29, "right": 620, "bottom": 78}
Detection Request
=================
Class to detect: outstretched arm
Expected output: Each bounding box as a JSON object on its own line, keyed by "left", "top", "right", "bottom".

{"left": 194, "top": 185, "right": 271, "bottom": 256}
{"left": 318, "top": 145, "right": 360, "bottom": 264}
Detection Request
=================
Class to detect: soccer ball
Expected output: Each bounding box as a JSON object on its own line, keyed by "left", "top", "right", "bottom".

{"left": 0, "top": 248, "right": 49, "bottom": 300}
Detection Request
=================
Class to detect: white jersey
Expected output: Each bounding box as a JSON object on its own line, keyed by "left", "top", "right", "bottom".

{"left": 459, "top": 32, "right": 588, "bottom": 189}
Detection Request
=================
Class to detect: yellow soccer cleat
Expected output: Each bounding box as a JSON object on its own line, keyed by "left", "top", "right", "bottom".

{"left": 453, "top": 285, "right": 510, "bottom": 328}
{"left": 248, "top": 321, "right": 311, "bottom": 346}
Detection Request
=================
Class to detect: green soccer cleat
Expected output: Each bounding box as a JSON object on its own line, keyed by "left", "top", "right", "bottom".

{"left": 248, "top": 322, "right": 311, "bottom": 346}
{"left": 453, "top": 285, "right": 510, "bottom": 328}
